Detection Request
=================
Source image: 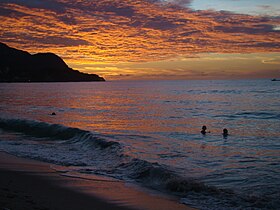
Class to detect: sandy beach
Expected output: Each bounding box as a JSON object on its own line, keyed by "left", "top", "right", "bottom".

{"left": 0, "top": 152, "right": 195, "bottom": 210}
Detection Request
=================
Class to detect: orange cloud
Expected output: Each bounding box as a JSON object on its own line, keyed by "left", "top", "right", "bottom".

{"left": 0, "top": 0, "right": 279, "bottom": 79}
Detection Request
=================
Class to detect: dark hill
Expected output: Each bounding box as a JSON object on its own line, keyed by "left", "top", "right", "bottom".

{"left": 0, "top": 43, "right": 105, "bottom": 82}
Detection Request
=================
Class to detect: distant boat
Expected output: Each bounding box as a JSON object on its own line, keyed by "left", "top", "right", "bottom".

{"left": 271, "top": 78, "right": 280, "bottom": 81}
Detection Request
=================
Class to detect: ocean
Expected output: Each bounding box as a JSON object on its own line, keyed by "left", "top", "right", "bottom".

{"left": 0, "top": 80, "right": 279, "bottom": 209}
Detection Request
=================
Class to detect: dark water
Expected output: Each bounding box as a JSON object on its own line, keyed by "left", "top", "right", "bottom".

{"left": 0, "top": 80, "right": 279, "bottom": 209}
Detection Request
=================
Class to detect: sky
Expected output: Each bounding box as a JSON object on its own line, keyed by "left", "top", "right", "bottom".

{"left": 0, "top": 0, "right": 279, "bottom": 80}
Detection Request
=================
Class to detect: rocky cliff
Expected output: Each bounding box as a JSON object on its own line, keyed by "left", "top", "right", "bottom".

{"left": 0, "top": 43, "right": 105, "bottom": 82}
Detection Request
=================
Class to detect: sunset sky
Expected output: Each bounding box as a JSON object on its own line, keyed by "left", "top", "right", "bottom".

{"left": 0, "top": 0, "right": 279, "bottom": 80}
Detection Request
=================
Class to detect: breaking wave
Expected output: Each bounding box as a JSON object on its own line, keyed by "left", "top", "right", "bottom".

{"left": 0, "top": 117, "right": 120, "bottom": 149}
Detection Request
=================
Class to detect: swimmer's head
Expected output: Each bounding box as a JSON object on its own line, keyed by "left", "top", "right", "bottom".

{"left": 223, "top": 128, "right": 228, "bottom": 135}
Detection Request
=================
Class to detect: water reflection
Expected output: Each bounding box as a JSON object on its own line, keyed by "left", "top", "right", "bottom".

{"left": 0, "top": 80, "right": 280, "bottom": 196}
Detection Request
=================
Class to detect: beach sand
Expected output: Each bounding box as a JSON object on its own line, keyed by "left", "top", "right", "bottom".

{"left": 0, "top": 152, "right": 195, "bottom": 210}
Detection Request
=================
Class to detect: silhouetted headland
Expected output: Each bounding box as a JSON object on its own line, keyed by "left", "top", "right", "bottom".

{"left": 0, "top": 42, "right": 105, "bottom": 82}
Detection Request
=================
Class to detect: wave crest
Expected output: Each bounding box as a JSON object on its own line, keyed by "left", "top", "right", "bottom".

{"left": 0, "top": 117, "right": 120, "bottom": 149}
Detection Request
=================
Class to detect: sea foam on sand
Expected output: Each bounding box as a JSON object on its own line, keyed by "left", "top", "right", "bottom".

{"left": 0, "top": 152, "right": 195, "bottom": 210}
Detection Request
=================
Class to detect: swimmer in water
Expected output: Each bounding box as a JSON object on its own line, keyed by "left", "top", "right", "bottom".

{"left": 223, "top": 128, "right": 229, "bottom": 138}
{"left": 201, "top": 125, "right": 210, "bottom": 134}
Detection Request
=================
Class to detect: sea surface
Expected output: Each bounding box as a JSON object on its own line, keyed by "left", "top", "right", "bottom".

{"left": 0, "top": 80, "right": 279, "bottom": 209}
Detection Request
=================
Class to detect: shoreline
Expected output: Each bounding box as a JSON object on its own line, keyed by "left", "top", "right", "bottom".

{"left": 0, "top": 152, "right": 195, "bottom": 210}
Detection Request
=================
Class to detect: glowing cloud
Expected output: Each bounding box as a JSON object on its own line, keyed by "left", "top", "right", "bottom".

{"left": 0, "top": 0, "right": 279, "bottom": 79}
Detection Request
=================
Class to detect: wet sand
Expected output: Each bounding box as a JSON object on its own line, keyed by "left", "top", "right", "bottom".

{"left": 0, "top": 152, "right": 195, "bottom": 210}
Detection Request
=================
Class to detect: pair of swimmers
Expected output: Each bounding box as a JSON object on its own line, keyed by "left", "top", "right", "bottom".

{"left": 201, "top": 125, "right": 228, "bottom": 137}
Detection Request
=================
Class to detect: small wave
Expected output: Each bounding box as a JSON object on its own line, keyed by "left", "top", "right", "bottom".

{"left": 236, "top": 112, "right": 280, "bottom": 120}
{"left": 0, "top": 117, "right": 84, "bottom": 139}
{"left": 116, "top": 158, "right": 223, "bottom": 194}
{"left": 208, "top": 90, "right": 242, "bottom": 94}
{"left": 214, "top": 112, "right": 280, "bottom": 120}
{"left": 0, "top": 117, "right": 120, "bottom": 149}
{"left": 182, "top": 89, "right": 243, "bottom": 95}
{"left": 67, "top": 132, "right": 121, "bottom": 150}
